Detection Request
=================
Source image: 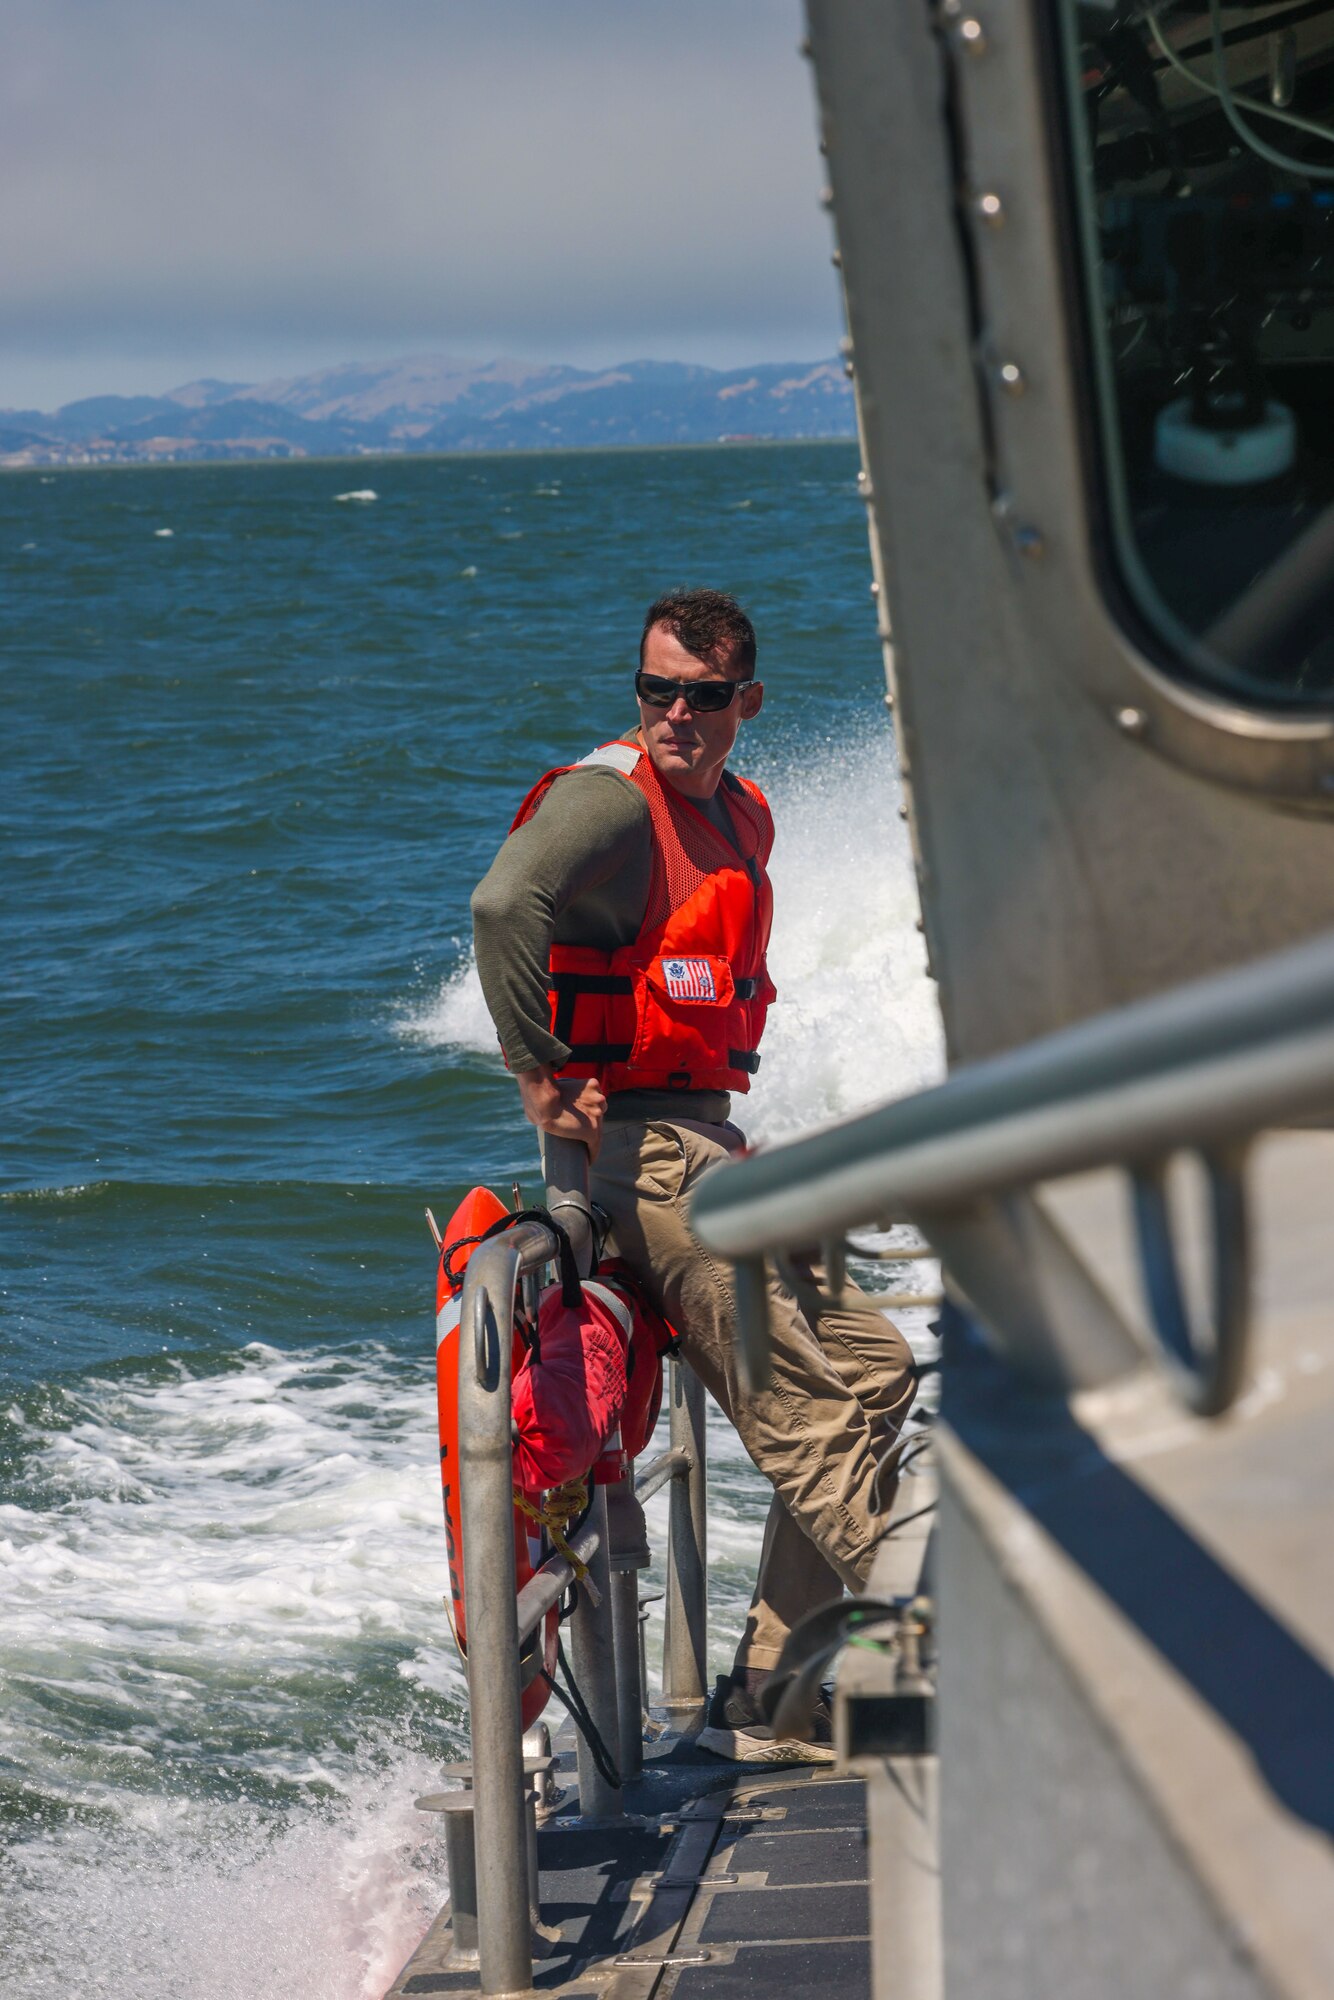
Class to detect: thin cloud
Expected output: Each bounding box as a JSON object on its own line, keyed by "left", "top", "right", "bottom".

{"left": 2, "top": 0, "right": 839, "bottom": 402}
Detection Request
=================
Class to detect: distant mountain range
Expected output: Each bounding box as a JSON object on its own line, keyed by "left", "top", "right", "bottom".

{"left": 0, "top": 354, "right": 855, "bottom": 467}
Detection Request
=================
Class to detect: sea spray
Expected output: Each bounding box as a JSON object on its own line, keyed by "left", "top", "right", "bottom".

{"left": 2, "top": 1757, "right": 445, "bottom": 2000}
{"left": 747, "top": 726, "right": 944, "bottom": 1137}
{"left": 0, "top": 1343, "right": 464, "bottom": 1778}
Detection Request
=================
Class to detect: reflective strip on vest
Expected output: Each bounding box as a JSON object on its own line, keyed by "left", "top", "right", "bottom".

{"left": 577, "top": 742, "right": 641, "bottom": 775}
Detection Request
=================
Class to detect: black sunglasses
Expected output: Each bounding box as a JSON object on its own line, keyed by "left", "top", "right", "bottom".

{"left": 635, "top": 669, "right": 754, "bottom": 713}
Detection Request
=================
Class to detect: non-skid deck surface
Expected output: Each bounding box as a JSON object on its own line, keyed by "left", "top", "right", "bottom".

{"left": 394, "top": 1820, "right": 670, "bottom": 1995}
{"left": 663, "top": 1777, "right": 870, "bottom": 1999}
{"left": 387, "top": 1754, "right": 870, "bottom": 1999}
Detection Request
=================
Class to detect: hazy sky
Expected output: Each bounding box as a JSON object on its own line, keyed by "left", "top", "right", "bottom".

{"left": 4, "top": 0, "right": 840, "bottom": 410}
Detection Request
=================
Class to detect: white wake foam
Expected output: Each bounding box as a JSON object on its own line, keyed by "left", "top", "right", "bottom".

{"left": 403, "top": 727, "right": 944, "bottom": 1130}
{"left": 5, "top": 1759, "right": 445, "bottom": 2000}
{"left": 1, "top": 1344, "right": 461, "bottom": 1734}
{"left": 745, "top": 726, "right": 944, "bottom": 1140}
{"left": 1, "top": 1345, "right": 461, "bottom": 1999}
{"left": 407, "top": 932, "right": 498, "bottom": 1052}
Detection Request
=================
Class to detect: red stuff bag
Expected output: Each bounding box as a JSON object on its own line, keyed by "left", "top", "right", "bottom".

{"left": 596, "top": 1260, "right": 681, "bottom": 1462}
{"left": 510, "top": 1278, "right": 632, "bottom": 1495}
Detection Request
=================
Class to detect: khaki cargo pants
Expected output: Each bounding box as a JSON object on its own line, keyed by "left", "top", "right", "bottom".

{"left": 592, "top": 1117, "right": 916, "bottom": 1673}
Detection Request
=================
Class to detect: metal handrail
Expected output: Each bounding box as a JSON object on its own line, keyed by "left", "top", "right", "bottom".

{"left": 456, "top": 1228, "right": 555, "bottom": 1996}
{"left": 692, "top": 926, "right": 1334, "bottom": 1254}
{"left": 452, "top": 1142, "right": 709, "bottom": 1996}
{"left": 515, "top": 1518, "right": 601, "bottom": 1645}
{"left": 634, "top": 1443, "right": 694, "bottom": 1503}
{"left": 691, "top": 925, "right": 1334, "bottom": 1407}
{"left": 1130, "top": 1144, "right": 1251, "bottom": 1417}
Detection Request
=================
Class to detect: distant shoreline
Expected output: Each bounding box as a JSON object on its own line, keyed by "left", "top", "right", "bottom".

{"left": 0, "top": 352, "right": 856, "bottom": 471}
{"left": 1, "top": 433, "right": 857, "bottom": 476}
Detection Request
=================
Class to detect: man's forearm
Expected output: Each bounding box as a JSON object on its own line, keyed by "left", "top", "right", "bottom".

{"left": 515, "top": 1065, "right": 606, "bottom": 1158}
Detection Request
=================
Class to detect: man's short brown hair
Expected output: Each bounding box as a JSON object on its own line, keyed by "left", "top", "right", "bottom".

{"left": 640, "top": 588, "right": 757, "bottom": 677}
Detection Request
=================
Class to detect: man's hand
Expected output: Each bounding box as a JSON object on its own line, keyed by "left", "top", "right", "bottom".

{"left": 515, "top": 1065, "right": 607, "bottom": 1160}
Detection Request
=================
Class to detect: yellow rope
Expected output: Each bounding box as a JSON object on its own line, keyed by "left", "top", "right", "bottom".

{"left": 514, "top": 1475, "right": 591, "bottom": 1580}
{"left": 441, "top": 1474, "right": 590, "bottom": 1661}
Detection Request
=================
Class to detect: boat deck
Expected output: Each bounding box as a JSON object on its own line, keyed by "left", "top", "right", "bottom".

{"left": 387, "top": 1745, "right": 871, "bottom": 2000}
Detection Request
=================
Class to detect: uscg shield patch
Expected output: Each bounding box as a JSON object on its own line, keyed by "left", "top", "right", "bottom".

{"left": 661, "top": 957, "right": 717, "bottom": 1002}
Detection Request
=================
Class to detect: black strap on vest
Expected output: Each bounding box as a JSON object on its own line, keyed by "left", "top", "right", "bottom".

{"left": 550, "top": 970, "right": 633, "bottom": 1047}
{"left": 551, "top": 971, "right": 760, "bottom": 1073}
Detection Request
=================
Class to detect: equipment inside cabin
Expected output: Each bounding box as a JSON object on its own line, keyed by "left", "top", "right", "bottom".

{"left": 1068, "top": 1, "right": 1334, "bottom": 697}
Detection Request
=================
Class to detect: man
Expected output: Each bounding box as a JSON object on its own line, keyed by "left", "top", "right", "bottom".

{"left": 472, "top": 587, "right": 915, "bottom": 1761}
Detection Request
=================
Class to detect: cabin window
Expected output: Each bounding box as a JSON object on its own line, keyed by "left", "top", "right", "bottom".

{"left": 1056, "top": 0, "right": 1334, "bottom": 708}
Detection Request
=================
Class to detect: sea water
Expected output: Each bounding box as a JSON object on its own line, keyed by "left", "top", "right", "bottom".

{"left": 0, "top": 444, "right": 942, "bottom": 1998}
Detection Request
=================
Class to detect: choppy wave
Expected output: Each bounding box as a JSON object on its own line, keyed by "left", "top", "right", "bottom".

{"left": 0, "top": 1343, "right": 464, "bottom": 1778}
{"left": 0, "top": 1344, "right": 460, "bottom": 1996}
{"left": 401, "top": 728, "right": 944, "bottom": 1137}
{"left": 2, "top": 1761, "right": 444, "bottom": 2000}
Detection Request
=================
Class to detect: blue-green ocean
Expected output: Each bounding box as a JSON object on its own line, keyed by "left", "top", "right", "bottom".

{"left": 1, "top": 444, "right": 940, "bottom": 1998}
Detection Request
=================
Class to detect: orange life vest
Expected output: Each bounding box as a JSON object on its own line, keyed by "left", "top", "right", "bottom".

{"left": 510, "top": 739, "right": 776, "bottom": 1095}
